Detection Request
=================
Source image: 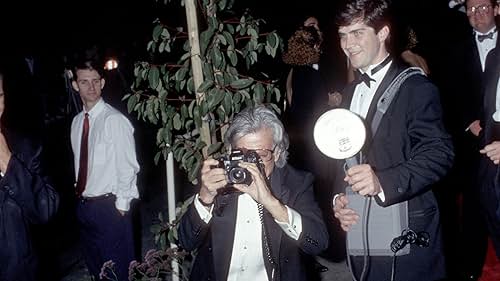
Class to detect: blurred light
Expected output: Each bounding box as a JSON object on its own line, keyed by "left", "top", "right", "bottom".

{"left": 104, "top": 59, "right": 119, "bottom": 70}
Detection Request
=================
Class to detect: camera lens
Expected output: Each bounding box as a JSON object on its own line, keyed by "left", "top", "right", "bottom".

{"left": 228, "top": 167, "right": 248, "bottom": 184}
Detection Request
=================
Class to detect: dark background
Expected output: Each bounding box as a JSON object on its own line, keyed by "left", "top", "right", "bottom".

{"left": 0, "top": 0, "right": 479, "bottom": 279}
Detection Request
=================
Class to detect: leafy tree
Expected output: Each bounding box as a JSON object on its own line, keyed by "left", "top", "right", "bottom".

{"left": 126, "top": 0, "right": 283, "bottom": 185}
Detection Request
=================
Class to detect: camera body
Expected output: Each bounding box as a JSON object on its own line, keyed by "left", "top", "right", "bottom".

{"left": 217, "top": 149, "right": 261, "bottom": 185}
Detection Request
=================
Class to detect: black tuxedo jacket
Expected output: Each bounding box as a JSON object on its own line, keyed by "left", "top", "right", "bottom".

{"left": 336, "top": 60, "right": 454, "bottom": 281}
{"left": 478, "top": 47, "right": 500, "bottom": 219}
{"left": 446, "top": 32, "right": 500, "bottom": 132}
{"left": 0, "top": 130, "right": 59, "bottom": 281}
{"left": 178, "top": 164, "right": 329, "bottom": 281}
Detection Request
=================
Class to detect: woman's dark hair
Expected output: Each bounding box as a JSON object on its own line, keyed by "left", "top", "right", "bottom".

{"left": 282, "top": 25, "right": 322, "bottom": 66}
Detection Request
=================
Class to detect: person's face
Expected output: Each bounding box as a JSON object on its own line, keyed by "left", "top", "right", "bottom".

{"left": 234, "top": 128, "right": 279, "bottom": 177}
{"left": 466, "top": 0, "right": 498, "bottom": 33}
{"left": 72, "top": 69, "right": 105, "bottom": 111}
{"left": 0, "top": 77, "right": 4, "bottom": 118}
{"left": 338, "top": 20, "right": 389, "bottom": 72}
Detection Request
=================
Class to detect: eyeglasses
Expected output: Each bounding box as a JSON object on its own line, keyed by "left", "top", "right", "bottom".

{"left": 255, "top": 148, "right": 275, "bottom": 162}
{"left": 466, "top": 4, "right": 492, "bottom": 15}
{"left": 238, "top": 146, "right": 276, "bottom": 162}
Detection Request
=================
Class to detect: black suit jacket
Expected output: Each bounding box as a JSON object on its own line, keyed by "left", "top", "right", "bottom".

{"left": 478, "top": 47, "right": 500, "bottom": 219}
{"left": 178, "top": 164, "right": 329, "bottom": 281}
{"left": 336, "top": 60, "right": 454, "bottom": 281}
{"left": 0, "top": 130, "right": 59, "bottom": 281}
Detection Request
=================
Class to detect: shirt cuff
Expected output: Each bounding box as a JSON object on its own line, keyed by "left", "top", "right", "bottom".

{"left": 493, "top": 111, "right": 500, "bottom": 122}
{"left": 332, "top": 193, "right": 341, "bottom": 208}
{"left": 115, "top": 197, "right": 132, "bottom": 212}
{"left": 194, "top": 194, "right": 214, "bottom": 223}
{"left": 377, "top": 189, "right": 386, "bottom": 202}
{"left": 275, "top": 206, "right": 302, "bottom": 240}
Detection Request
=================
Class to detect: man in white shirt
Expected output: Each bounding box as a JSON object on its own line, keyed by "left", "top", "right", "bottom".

{"left": 178, "top": 105, "right": 328, "bottom": 281}
{"left": 70, "top": 56, "right": 140, "bottom": 281}
{"left": 332, "top": 0, "right": 453, "bottom": 280}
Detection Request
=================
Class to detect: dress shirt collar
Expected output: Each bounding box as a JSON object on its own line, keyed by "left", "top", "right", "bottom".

{"left": 85, "top": 98, "right": 105, "bottom": 118}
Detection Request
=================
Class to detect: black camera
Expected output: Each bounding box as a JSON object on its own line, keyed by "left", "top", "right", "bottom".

{"left": 217, "top": 149, "right": 261, "bottom": 186}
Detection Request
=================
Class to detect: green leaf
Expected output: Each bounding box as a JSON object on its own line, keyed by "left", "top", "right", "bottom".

{"left": 188, "top": 158, "right": 201, "bottom": 182}
{"left": 175, "top": 67, "right": 188, "bottom": 81}
{"left": 197, "top": 79, "right": 214, "bottom": 93}
{"left": 127, "top": 94, "right": 139, "bottom": 113}
{"left": 181, "top": 104, "right": 188, "bottom": 119}
{"left": 173, "top": 113, "right": 181, "bottom": 130}
{"left": 152, "top": 24, "right": 162, "bottom": 41}
{"left": 230, "top": 78, "right": 254, "bottom": 89}
{"left": 200, "top": 29, "right": 214, "bottom": 56}
{"left": 266, "top": 32, "right": 277, "bottom": 49}
{"left": 223, "top": 91, "right": 232, "bottom": 114}
{"left": 274, "top": 87, "right": 281, "bottom": 103}
{"left": 188, "top": 100, "right": 196, "bottom": 118}
{"left": 207, "top": 142, "right": 223, "bottom": 156}
{"left": 227, "top": 49, "right": 237, "bottom": 66}
{"left": 222, "top": 31, "right": 235, "bottom": 48}
{"left": 161, "top": 27, "right": 170, "bottom": 40}
{"left": 148, "top": 66, "right": 160, "bottom": 89}
{"left": 217, "top": 34, "right": 227, "bottom": 45}
{"left": 269, "top": 102, "right": 281, "bottom": 115}
{"left": 233, "top": 92, "right": 242, "bottom": 104}
{"left": 154, "top": 151, "right": 162, "bottom": 165}
{"left": 227, "top": 24, "right": 235, "bottom": 34}
{"left": 218, "top": 0, "right": 227, "bottom": 10}
{"left": 248, "top": 27, "right": 258, "bottom": 38}
{"left": 193, "top": 105, "right": 202, "bottom": 128}
{"left": 209, "top": 89, "right": 225, "bottom": 110}
{"left": 187, "top": 77, "right": 195, "bottom": 94}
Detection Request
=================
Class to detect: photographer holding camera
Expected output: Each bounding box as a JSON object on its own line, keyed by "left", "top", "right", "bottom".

{"left": 179, "top": 105, "right": 329, "bottom": 281}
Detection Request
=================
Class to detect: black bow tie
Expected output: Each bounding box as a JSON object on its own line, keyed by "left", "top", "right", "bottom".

{"left": 354, "top": 72, "right": 375, "bottom": 87}
{"left": 478, "top": 31, "right": 495, "bottom": 42}
{"left": 354, "top": 56, "right": 392, "bottom": 88}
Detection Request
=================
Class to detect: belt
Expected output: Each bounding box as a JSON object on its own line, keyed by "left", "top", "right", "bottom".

{"left": 78, "top": 193, "right": 114, "bottom": 203}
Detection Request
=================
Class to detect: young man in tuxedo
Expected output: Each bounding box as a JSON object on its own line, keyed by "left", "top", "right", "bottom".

{"left": 332, "top": 0, "right": 454, "bottom": 280}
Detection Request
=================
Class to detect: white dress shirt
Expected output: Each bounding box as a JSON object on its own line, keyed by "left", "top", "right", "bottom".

{"left": 349, "top": 58, "right": 393, "bottom": 118}
{"left": 493, "top": 77, "right": 500, "bottom": 122}
{"left": 349, "top": 57, "right": 392, "bottom": 202}
{"left": 194, "top": 192, "right": 302, "bottom": 281}
{"left": 475, "top": 27, "right": 497, "bottom": 71}
{"left": 71, "top": 98, "right": 140, "bottom": 211}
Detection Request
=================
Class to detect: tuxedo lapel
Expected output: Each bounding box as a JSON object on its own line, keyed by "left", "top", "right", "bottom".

{"left": 211, "top": 192, "right": 239, "bottom": 281}
{"left": 364, "top": 61, "right": 401, "bottom": 125}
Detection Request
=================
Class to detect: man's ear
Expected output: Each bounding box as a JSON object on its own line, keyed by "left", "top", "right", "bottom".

{"left": 71, "top": 80, "right": 79, "bottom": 92}
{"left": 100, "top": 78, "right": 106, "bottom": 90}
{"left": 377, "top": 25, "right": 390, "bottom": 43}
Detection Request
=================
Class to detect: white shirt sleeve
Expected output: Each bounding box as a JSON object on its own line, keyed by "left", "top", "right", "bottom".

{"left": 107, "top": 115, "right": 140, "bottom": 211}
{"left": 193, "top": 193, "right": 214, "bottom": 223}
{"left": 275, "top": 205, "right": 302, "bottom": 240}
{"left": 493, "top": 77, "right": 500, "bottom": 122}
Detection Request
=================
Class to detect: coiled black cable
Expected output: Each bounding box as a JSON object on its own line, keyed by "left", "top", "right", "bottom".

{"left": 390, "top": 229, "right": 430, "bottom": 281}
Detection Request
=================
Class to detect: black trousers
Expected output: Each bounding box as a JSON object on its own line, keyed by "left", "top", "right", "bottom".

{"left": 76, "top": 195, "right": 135, "bottom": 281}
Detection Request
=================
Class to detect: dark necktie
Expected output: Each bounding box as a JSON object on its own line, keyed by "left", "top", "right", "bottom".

{"left": 354, "top": 56, "right": 392, "bottom": 88}
{"left": 76, "top": 113, "right": 89, "bottom": 197}
{"left": 478, "top": 32, "right": 494, "bottom": 42}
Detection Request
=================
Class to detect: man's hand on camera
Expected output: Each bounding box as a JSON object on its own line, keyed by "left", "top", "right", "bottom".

{"left": 234, "top": 162, "right": 288, "bottom": 223}
{"left": 199, "top": 158, "right": 227, "bottom": 204}
{"left": 344, "top": 164, "right": 382, "bottom": 196}
{"left": 333, "top": 194, "right": 359, "bottom": 231}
